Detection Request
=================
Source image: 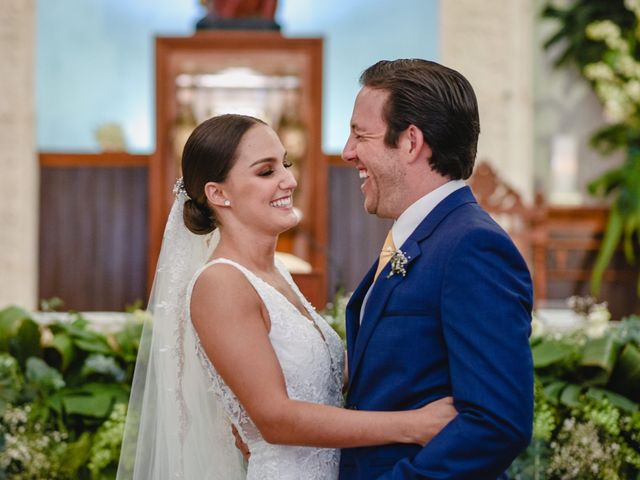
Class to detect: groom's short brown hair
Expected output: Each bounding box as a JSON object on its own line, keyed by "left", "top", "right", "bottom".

{"left": 360, "top": 59, "right": 480, "bottom": 180}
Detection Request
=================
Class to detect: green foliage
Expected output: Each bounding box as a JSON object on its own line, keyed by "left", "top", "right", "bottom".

{"left": 87, "top": 403, "right": 127, "bottom": 479}
{"left": 0, "top": 305, "right": 143, "bottom": 479}
{"left": 511, "top": 313, "right": 640, "bottom": 479}
{"left": 542, "top": 0, "right": 636, "bottom": 69}
{"left": 321, "top": 289, "right": 348, "bottom": 344}
{"left": 542, "top": 0, "right": 640, "bottom": 296}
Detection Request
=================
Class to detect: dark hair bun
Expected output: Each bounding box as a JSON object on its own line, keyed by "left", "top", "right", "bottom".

{"left": 183, "top": 199, "right": 216, "bottom": 235}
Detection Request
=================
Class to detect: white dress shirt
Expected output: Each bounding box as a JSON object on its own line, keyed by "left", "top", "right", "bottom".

{"left": 360, "top": 180, "right": 466, "bottom": 323}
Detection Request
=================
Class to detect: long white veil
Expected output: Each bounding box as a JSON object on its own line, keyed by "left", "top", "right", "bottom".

{"left": 116, "top": 181, "right": 246, "bottom": 479}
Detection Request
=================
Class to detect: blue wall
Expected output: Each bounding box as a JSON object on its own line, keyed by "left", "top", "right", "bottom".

{"left": 36, "top": 0, "right": 439, "bottom": 154}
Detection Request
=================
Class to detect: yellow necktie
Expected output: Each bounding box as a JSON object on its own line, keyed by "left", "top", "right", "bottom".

{"left": 374, "top": 230, "right": 396, "bottom": 281}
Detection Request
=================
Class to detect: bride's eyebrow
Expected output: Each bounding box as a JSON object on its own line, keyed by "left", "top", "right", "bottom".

{"left": 249, "top": 153, "right": 287, "bottom": 168}
{"left": 249, "top": 158, "right": 275, "bottom": 167}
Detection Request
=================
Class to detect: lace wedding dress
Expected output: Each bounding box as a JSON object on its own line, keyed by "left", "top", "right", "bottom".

{"left": 186, "top": 258, "right": 345, "bottom": 480}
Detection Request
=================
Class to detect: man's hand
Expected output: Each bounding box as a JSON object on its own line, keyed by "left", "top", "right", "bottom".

{"left": 231, "top": 424, "right": 251, "bottom": 461}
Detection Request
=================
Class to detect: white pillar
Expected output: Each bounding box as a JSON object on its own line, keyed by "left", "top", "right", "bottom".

{"left": 440, "top": 0, "right": 534, "bottom": 201}
{"left": 0, "top": 0, "right": 38, "bottom": 308}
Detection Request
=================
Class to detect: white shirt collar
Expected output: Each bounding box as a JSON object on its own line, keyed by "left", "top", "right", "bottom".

{"left": 391, "top": 180, "right": 466, "bottom": 248}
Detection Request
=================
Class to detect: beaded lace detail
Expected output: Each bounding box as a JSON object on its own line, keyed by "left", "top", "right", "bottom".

{"left": 187, "top": 258, "right": 345, "bottom": 480}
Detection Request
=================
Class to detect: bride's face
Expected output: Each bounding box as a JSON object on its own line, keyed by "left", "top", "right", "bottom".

{"left": 220, "top": 124, "right": 299, "bottom": 235}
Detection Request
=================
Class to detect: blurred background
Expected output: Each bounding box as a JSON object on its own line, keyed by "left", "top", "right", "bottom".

{"left": 3, "top": 0, "right": 640, "bottom": 319}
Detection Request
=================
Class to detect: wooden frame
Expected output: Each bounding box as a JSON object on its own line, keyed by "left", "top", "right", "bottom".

{"left": 39, "top": 152, "right": 149, "bottom": 167}
{"left": 150, "top": 32, "right": 327, "bottom": 306}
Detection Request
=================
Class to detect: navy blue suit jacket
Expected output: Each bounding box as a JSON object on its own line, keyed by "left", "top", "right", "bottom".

{"left": 339, "top": 187, "right": 534, "bottom": 480}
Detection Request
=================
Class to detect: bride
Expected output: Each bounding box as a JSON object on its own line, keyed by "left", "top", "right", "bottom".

{"left": 116, "top": 114, "right": 456, "bottom": 480}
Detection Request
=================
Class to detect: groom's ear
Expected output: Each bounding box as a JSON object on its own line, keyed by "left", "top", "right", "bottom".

{"left": 204, "top": 182, "right": 229, "bottom": 207}
{"left": 401, "top": 125, "right": 432, "bottom": 164}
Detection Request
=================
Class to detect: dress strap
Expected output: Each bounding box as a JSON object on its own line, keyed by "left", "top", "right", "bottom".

{"left": 186, "top": 258, "right": 269, "bottom": 310}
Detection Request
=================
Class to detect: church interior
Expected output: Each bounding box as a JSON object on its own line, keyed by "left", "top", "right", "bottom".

{"left": 1, "top": 1, "right": 640, "bottom": 478}
{"left": 7, "top": 0, "right": 639, "bottom": 317}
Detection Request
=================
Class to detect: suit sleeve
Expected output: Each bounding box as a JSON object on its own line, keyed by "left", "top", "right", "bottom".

{"left": 379, "top": 228, "right": 534, "bottom": 480}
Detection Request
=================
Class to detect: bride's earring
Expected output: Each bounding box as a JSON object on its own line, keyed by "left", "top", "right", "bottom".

{"left": 224, "top": 200, "right": 231, "bottom": 206}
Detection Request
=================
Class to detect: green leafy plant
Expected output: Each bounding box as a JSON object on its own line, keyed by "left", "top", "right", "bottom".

{"left": 511, "top": 301, "right": 640, "bottom": 479}
{"left": 0, "top": 305, "right": 144, "bottom": 479}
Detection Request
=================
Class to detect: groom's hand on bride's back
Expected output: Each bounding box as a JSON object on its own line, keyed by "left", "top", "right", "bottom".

{"left": 413, "top": 396, "right": 457, "bottom": 445}
{"left": 231, "top": 425, "right": 251, "bottom": 461}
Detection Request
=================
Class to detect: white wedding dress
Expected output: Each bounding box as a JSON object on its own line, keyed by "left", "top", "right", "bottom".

{"left": 186, "top": 258, "right": 345, "bottom": 480}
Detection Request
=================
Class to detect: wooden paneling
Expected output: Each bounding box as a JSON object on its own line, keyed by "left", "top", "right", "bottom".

{"left": 328, "top": 163, "right": 392, "bottom": 298}
{"left": 39, "top": 156, "right": 148, "bottom": 311}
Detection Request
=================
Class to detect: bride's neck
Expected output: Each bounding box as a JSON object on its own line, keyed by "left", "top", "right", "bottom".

{"left": 213, "top": 226, "right": 277, "bottom": 272}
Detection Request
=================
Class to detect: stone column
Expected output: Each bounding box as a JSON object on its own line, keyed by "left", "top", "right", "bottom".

{"left": 0, "top": 0, "right": 38, "bottom": 309}
{"left": 440, "top": 0, "right": 534, "bottom": 201}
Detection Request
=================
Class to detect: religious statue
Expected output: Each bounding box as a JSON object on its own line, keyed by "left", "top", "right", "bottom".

{"left": 197, "top": 0, "right": 280, "bottom": 30}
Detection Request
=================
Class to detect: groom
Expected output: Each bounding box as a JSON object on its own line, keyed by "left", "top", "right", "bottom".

{"left": 340, "top": 59, "right": 534, "bottom": 479}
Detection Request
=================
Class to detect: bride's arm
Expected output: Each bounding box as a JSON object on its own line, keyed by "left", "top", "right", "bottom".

{"left": 191, "top": 265, "right": 456, "bottom": 449}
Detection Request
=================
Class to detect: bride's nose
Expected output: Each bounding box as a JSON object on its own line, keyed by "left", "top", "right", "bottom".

{"left": 280, "top": 168, "right": 297, "bottom": 191}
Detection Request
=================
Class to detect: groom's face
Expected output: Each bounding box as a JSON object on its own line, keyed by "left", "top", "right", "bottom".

{"left": 343, "top": 87, "right": 405, "bottom": 219}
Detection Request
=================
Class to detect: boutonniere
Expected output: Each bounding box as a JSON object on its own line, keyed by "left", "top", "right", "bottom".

{"left": 387, "top": 249, "right": 411, "bottom": 278}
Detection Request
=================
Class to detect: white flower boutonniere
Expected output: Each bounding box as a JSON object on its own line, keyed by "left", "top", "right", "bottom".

{"left": 387, "top": 249, "right": 410, "bottom": 278}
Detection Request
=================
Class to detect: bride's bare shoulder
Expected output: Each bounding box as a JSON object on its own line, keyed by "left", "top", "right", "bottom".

{"left": 193, "top": 262, "right": 258, "bottom": 304}
{"left": 190, "top": 261, "right": 265, "bottom": 330}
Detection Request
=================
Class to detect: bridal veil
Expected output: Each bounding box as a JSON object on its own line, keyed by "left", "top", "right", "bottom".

{"left": 116, "top": 181, "right": 246, "bottom": 479}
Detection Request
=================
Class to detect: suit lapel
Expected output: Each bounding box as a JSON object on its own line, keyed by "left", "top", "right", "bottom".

{"left": 345, "top": 261, "right": 376, "bottom": 364}
{"left": 348, "top": 239, "right": 421, "bottom": 382}
{"left": 347, "top": 186, "right": 478, "bottom": 385}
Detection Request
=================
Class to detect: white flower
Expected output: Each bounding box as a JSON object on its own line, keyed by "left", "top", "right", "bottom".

{"left": 386, "top": 249, "right": 410, "bottom": 278}
{"left": 586, "top": 20, "right": 622, "bottom": 44}
{"left": 584, "top": 303, "right": 610, "bottom": 338}
{"left": 587, "top": 303, "right": 611, "bottom": 324}
{"left": 624, "top": 79, "right": 640, "bottom": 101}
{"left": 625, "top": 0, "right": 640, "bottom": 18}
{"left": 598, "top": 81, "right": 633, "bottom": 122}
{"left": 584, "top": 62, "right": 615, "bottom": 82}
{"left": 616, "top": 54, "right": 639, "bottom": 78}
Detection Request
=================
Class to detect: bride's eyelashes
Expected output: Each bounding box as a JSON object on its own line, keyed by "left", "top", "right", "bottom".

{"left": 258, "top": 168, "right": 274, "bottom": 177}
{"left": 257, "top": 159, "right": 293, "bottom": 177}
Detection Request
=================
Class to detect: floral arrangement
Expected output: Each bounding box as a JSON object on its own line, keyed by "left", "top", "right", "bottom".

{"left": 0, "top": 303, "right": 145, "bottom": 479}
{"left": 510, "top": 298, "right": 640, "bottom": 479}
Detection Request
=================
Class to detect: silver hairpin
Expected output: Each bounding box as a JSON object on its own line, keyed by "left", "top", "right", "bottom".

{"left": 173, "top": 177, "right": 190, "bottom": 199}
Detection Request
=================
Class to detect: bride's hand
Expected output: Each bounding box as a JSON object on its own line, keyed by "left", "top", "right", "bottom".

{"left": 411, "top": 396, "right": 457, "bottom": 445}
{"left": 231, "top": 425, "right": 251, "bottom": 461}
